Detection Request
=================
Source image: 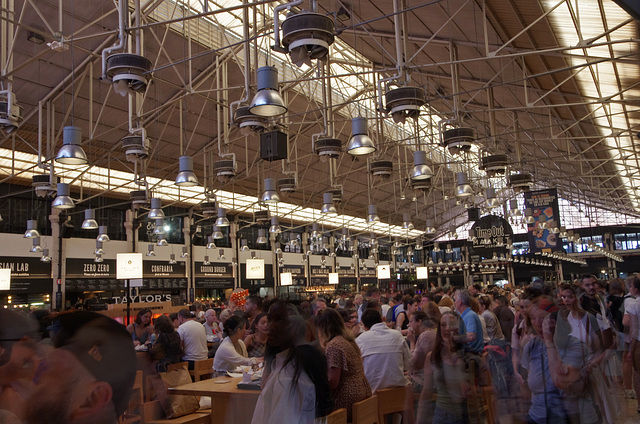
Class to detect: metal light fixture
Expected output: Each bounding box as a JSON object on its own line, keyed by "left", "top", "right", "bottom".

{"left": 148, "top": 198, "right": 165, "bottom": 219}
{"left": 94, "top": 254, "right": 104, "bottom": 263}
{"left": 96, "top": 226, "right": 110, "bottom": 242}
{"left": 425, "top": 219, "right": 436, "bottom": 235}
{"left": 269, "top": 216, "right": 281, "bottom": 234}
{"left": 52, "top": 183, "right": 74, "bottom": 209}
{"left": 366, "top": 204, "right": 380, "bottom": 223}
{"left": 411, "top": 151, "right": 433, "bottom": 180}
{"left": 175, "top": 156, "right": 199, "bottom": 187}
{"left": 524, "top": 208, "right": 535, "bottom": 224}
{"left": 169, "top": 253, "right": 177, "bottom": 264}
{"left": 256, "top": 229, "right": 268, "bottom": 244}
{"left": 347, "top": 117, "right": 376, "bottom": 156}
{"left": 181, "top": 246, "right": 189, "bottom": 258}
{"left": 203, "top": 255, "right": 211, "bottom": 265}
{"left": 321, "top": 192, "right": 337, "bottom": 215}
{"left": 261, "top": 178, "right": 280, "bottom": 203}
{"left": 81, "top": 209, "right": 99, "bottom": 230}
{"left": 240, "top": 239, "right": 250, "bottom": 251}
{"left": 24, "top": 220, "right": 40, "bottom": 238}
{"left": 485, "top": 187, "right": 500, "bottom": 209}
{"left": 455, "top": 172, "right": 473, "bottom": 197}
{"left": 41, "top": 249, "right": 51, "bottom": 262}
{"left": 94, "top": 241, "right": 104, "bottom": 255}
{"left": 146, "top": 244, "right": 156, "bottom": 256}
{"left": 402, "top": 213, "right": 414, "bottom": 230}
{"left": 206, "top": 235, "right": 216, "bottom": 249}
{"left": 153, "top": 219, "right": 165, "bottom": 235}
{"left": 212, "top": 225, "right": 224, "bottom": 239}
{"left": 433, "top": 242, "right": 441, "bottom": 252}
{"left": 215, "top": 208, "right": 230, "bottom": 227}
{"left": 55, "top": 126, "right": 88, "bottom": 165}
{"left": 29, "top": 237, "right": 43, "bottom": 253}
{"left": 538, "top": 215, "right": 548, "bottom": 229}
{"left": 218, "top": 249, "right": 226, "bottom": 260}
{"left": 156, "top": 234, "right": 168, "bottom": 246}
{"left": 249, "top": 66, "right": 287, "bottom": 117}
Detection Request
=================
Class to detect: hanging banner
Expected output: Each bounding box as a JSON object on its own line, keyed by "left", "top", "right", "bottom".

{"left": 524, "top": 188, "right": 561, "bottom": 253}
{"left": 469, "top": 215, "right": 513, "bottom": 257}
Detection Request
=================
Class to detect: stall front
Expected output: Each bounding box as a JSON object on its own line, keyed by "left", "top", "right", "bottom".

{"left": 0, "top": 256, "right": 52, "bottom": 308}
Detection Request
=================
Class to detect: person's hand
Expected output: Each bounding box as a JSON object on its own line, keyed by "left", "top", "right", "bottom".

{"left": 407, "top": 327, "right": 416, "bottom": 344}
{"left": 132, "top": 340, "right": 141, "bottom": 347}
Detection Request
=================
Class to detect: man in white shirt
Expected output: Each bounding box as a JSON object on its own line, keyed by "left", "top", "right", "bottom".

{"left": 176, "top": 309, "right": 208, "bottom": 368}
{"left": 356, "top": 308, "right": 411, "bottom": 393}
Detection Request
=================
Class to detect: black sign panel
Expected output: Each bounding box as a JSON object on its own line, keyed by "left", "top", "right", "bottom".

{"left": 310, "top": 265, "right": 330, "bottom": 277}
{"left": 66, "top": 278, "right": 122, "bottom": 292}
{"left": 359, "top": 267, "right": 376, "bottom": 277}
{"left": 470, "top": 215, "right": 514, "bottom": 255}
{"left": 66, "top": 259, "right": 116, "bottom": 278}
{"left": 145, "top": 278, "right": 188, "bottom": 289}
{"left": 240, "top": 263, "right": 274, "bottom": 289}
{"left": 280, "top": 265, "right": 305, "bottom": 277}
{"left": 143, "top": 260, "right": 186, "bottom": 278}
{"left": 524, "top": 188, "right": 561, "bottom": 253}
{"left": 195, "top": 277, "right": 235, "bottom": 289}
{"left": 8, "top": 278, "right": 51, "bottom": 293}
{"left": 194, "top": 262, "right": 233, "bottom": 278}
{"left": 0, "top": 256, "right": 51, "bottom": 278}
{"left": 337, "top": 267, "right": 356, "bottom": 277}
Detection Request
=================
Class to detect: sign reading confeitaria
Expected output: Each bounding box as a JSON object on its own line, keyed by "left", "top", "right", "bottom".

{"left": 470, "top": 215, "right": 514, "bottom": 257}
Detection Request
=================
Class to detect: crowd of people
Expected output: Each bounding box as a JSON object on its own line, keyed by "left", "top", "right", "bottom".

{"left": 2, "top": 274, "right": 640, "bottom": 423}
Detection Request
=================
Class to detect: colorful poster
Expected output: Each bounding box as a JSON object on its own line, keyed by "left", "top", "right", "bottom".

{"left": 524, "top": 188, "right": 561, "bottom": 252}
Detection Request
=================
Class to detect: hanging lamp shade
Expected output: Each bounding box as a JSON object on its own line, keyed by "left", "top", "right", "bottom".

{"left": 29, "top": 237, "right": 43, "bottom": 253}
{"left": 311, "top": 223, "right": 320, "bottom": 240}
{"left": 156, "top": 234, "right": 168, "bottom": 246}
{"left": 203, "top": 255, "right": 211, "bottom": 265}
{"left": 485, "top": 187, "right": 500, "bottom": 209}
{"left": 256, "top": 229, "right": 268, "bottom": 244}
{"left": 148, "top": 198, "right": 165, "bottom": 219}
{"left": 455, "top": 172, "right": 473, "bottom": 197}
{"left": 215, "top": 208, "right": 230, "bottom": 227}
{"left": 538, "top": 214, "right": 548, "bottom": 229}
{"left": 52, "top": 183, "right": 74, "bottom": 209}
{"left": 41, "top": 249, "right": 51, "bottom": 262}
{"left": 425, "top": 219, "right": 436, "bottom": 235}
{"left": 402, "top": 212, "right": 414, "bottom": 230}
{"left": 411, "top": 151, "right": 433, "bottom": 180}
{"left": 94, "top": 254, "right": 104, "bottom": 263}
{"left": 366, "top": 204, "right": 380, "bottom": 223}
{"left": 240, "top": 239, "right": 250, "bottom": 251}
{"left": 146, "top": 244, "right": 156, "bottom": 256}
{"left": 94, "top": 241, "right": 104, "bottom": 255}
{"left": 175, "top": 156, "right": 199, "bottom": 187}
{"left": 24, "top": 220, "right": 40, "bottom": 238}
{"left": 181, "top": 246, "right": 189, "bottom": 258}
{"left": 269, "top": 216, "right": 281, "bottom": 234}
{"left": 211, "top": 225, "right": 224, "bottom": 239}
{"left": 347, "top": 117, "right": 376, "bottom": 156}
{"left": 153, "top": 219, "right": 165, "bottom": 235}
{"left": 249, "top": 66, "right": 287, "bottom": 117}
{"left": 218, "top": 249, "right": 226, "bottom": 260}
{"left": 55, "top": 126, "right": 88, "bottom": 165}
{"left": 321, "top": 192, "right": 337, "bottom": 215}
{"left": 169, "top": 253, "right": 177, "bottom": 264}
{"left": 96, "top": 226, "right": 110, "bottom": 242}
{"left": 524, "top": 208, "right": 535, "bottom": 224}
{"left": 261, "top": 178, "right": 280, "bottom": 203}
{"left": 206, "top": 235, "right": 216, "bottom": 249}
{"left": 81, "top": 209, "right": 99, "bottom": 229}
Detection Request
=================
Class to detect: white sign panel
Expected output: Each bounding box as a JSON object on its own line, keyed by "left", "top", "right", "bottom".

{"left": 0, "top": 269, "right": 10, "bottom": 290}
{"left": 116, "top": 253, "right": 143, "bottom": 280}
{"left": 280, "top": 272, "right": 292, "bottom": 286}
{"left": 328, "top": 272, "right": 339, "bottom": 285}
{"left": 246, "top": 259, "right": 265, "bottom": 279}
{"left": 416, "top": 266, "right": 429, "bottom": 279}
{"left": 376, "top": 265, "right": 390, "bottom": 279}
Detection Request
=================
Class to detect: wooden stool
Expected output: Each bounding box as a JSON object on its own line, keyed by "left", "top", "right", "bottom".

{"left": 352, "top": 394, "right": 379, "bottom": 424}
{"left": 376, "top": 386, "right": 414, "bottom": 424}
{"left": 324, "top": 408, "right": 347, "bottom": 424}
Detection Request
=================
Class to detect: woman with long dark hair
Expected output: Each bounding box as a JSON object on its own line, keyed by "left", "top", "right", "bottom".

{"left": 315, "top": 308, "right": 371, "bottom": 421}
{"left": 417, "top": 311, "right": 470, "bottom": 424}
{"left": 149, "top": 314, "right": 182, "bottom": 372}
{"left": 251, "top": 300, "right": 333, "bottom": 424}
{"left": 396, "top": 297, "right": 419, "bottom": 336}
{"left": 213, "top": 315, "right": 261, "bottom": 374}
{"left": 126, "top": 308, "right": 154, "bottom": 346}
{"left": 244, "top": 313, "right": 268, "bottom": 358}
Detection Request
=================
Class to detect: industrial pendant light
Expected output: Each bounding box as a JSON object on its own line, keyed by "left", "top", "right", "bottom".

{"left": 206, "top": 235, "right": 216, "bottom": 249}
{"left": 269, "top": 216, "right": 281, "bottom": 234}
{"left": 240, "top": 239, "right": 250, "bottom": 251}
{"left": 94, "top": 254, "right": 104, "bottom": 263}
{"left": 169, "top": 253, "right": 177, "bottom": 264}
{"left": 94, "top": 241, "right": 104, "bottom": 255}
{"left": 153, "top": 219, "right": 165, "bottom": 235}
{"left": 24, "top": 220, "right": 40, "bottom": 238}
{"left": 96, "top": 226, "right": 110, "bottom": 242}
{"left": 52, "top": 183, "right": 74, "bottom": 209}
{"left": 175, "top": 156, "right": 199, "bottom": 187}
{"left": 411, "top": 151, "right": 433, "bottom": 180}
{"left": 402, "top": 213, "right": 414, "bottom": 230}
{"left": 249, "top": 66, "right": 287, "bottom": 117}
{"left": 218, "top": 249, "right": 226, "bottom": 260}
{"left": 41, "top": 249, "right": 51, "bottom": 262}
{"left": 156, "top": 234, "right": 168, "bottom": 246}
{"left": 211, "top": 225, "right": 224, "bottom": 239}
{"left": 203, "top": 255, "right": 211, "bottom": 265}
{"left": 55, "top": 126, "right": 88, "bottom": 165}
{"left": 366, "top": 205, "right": 380, "bottom": 223}
{"left": 347, "top": 117, "right": 376, "bottom": 156}
{"left": 146, "top": 244, "right": 156, "bottom": 256}
{"left": 485, "top": 187, "right": 500, "bottom": 209}
{"left": 215, "top": 208, "right": 230, "bottom": 227}
{"left": 181, "top": 246, "right": 189, "bottom": 258}
{"left": 455, "top": 172, "right": 473, "bottom": 197}
{"left": 29, "top": 237, "right": 43, "bottom": 253}
{"left": 148, "top": 198, "right": 164, "bottom": 219}
{"left": 81, "top": 209, "right": 99, "bottom": 229}
{"left": 256, "top": 229, "right": 268, "bottom": 244}
{"left": 261, "top": 178, "right": 280, "bottom": 203}
{"left": 321, "top": 192, "right": 337, "bottom": 215}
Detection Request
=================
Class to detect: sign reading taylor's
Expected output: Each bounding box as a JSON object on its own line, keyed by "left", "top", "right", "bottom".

{"left": 470, "top": 215, "right": 513, "bottom": 254}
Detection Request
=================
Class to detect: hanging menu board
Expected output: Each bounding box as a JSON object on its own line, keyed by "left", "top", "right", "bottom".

{"left": 66, "top": 258, "right": 116, "bottom": 278}
{"left": 142, "top": 260, "right": 187, "bottom": 289}
{"left": 194, "top": 262, "right": 234, "bottom": 289}
{"left": 0, "top": 257, "right": 52, "bottom": 293}
{"left": 280, "top": 265, "right": 306, "bottom": 286}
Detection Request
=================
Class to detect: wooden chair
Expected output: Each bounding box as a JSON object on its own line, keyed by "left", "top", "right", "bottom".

{"left": 167, "top": 361, "right": 189, "bottom": 373}
{"left": 189, "top": 358, "right": 213, "bottom": 382}
{"left": 325, "top": 407, "right": 347, "bottom": 424}
{"left": 352, "top": 395, "right": 378, "bottom": 424}
{"left": 376, "top": 386, "right": 414, "bottom": 424}
{"left": 118, "top": 370, "right": 144, "bottom": 424}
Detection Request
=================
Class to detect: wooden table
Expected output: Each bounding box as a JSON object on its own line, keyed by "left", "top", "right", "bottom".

{"left": 169, "top": 376, "right": 261, "bottom": 424}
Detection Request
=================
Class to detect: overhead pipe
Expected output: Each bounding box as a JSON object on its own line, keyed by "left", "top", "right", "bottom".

{"left": 272, "top": 0, "right": 304, "bottom": 53}
{"left": 101, "top": 0, "right": 127, "bottom": 79}
{"left": 376, "top": 0, "right": 405, "bottom": 114}
{"left": 229, "top": 0, "right": 251, "bottom": 123}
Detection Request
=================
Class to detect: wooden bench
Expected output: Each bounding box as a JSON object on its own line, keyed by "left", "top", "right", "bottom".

{"left": 143, "top": 400, "right": 211, "bottom": 424}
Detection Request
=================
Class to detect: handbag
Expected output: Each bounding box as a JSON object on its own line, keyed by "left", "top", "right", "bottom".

{"left": 150, "top": 366, "right": 200, "bottom": 418}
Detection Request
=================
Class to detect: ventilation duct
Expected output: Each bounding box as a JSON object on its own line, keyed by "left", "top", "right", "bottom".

{"left": 32, "top": 174, "right": 58, "bottom": 198}
{"left": 280, "top": 12, "right": 335, "bottom": 67}
{"left": 508, "top": 173, "right": 533, "bottom": 192}
{"left": 442, "top": 127, "right": 475, "bottom": 155}
{"left": 314, "top": 138, "right": 342, "bottom": 159}
{"left": 233, "top": 105, "right": 268, "bottom": 135}
{"left": 277, "top": 177, "right": 297, "bottom": 193}
{"left": 105, "top": 53, "right": 152, "bottom": 96}
{"left": 384, "top": 86, "right": 426, "bottom": 124}
{"left": 121, "top": 133, "right": 150, "bottom": 162}
{"left": 370, "top": 160, "right": 393, "bottom": 179}
{"left": 0, "top": 91, "right": 22, "bottom": 134}
{"left": 480, "top": 154, "right": 509, "bottom": 177}
{"left": 213, "top": 159, "right": 237, "bottom": 182}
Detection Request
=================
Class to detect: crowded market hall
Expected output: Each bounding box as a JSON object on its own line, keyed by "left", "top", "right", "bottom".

{"left": 2, "top": 0, "right": 640, "bottom": 423}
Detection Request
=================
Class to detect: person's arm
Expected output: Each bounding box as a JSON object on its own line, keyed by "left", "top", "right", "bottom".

{"left": 401, "top": 336, "right": 412, "bottom": 373}
{"left": 243, "top": 334, "right": 254, "bottom": 350}
{"left": 327, "top": 367, "right": 341, "bottom": 390}
{"left": 395, "top": 312, "right": 406, "bottom": 332}
{"left": 416, "top": 352, "right": 434, "bottom": 424}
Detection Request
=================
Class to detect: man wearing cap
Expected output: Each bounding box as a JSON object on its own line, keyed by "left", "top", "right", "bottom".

{"left": 176, "top": 308, "right": 208, "bottom": 368}
{"left": 23, "top": 311, "right": 136, "bottom": 424}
